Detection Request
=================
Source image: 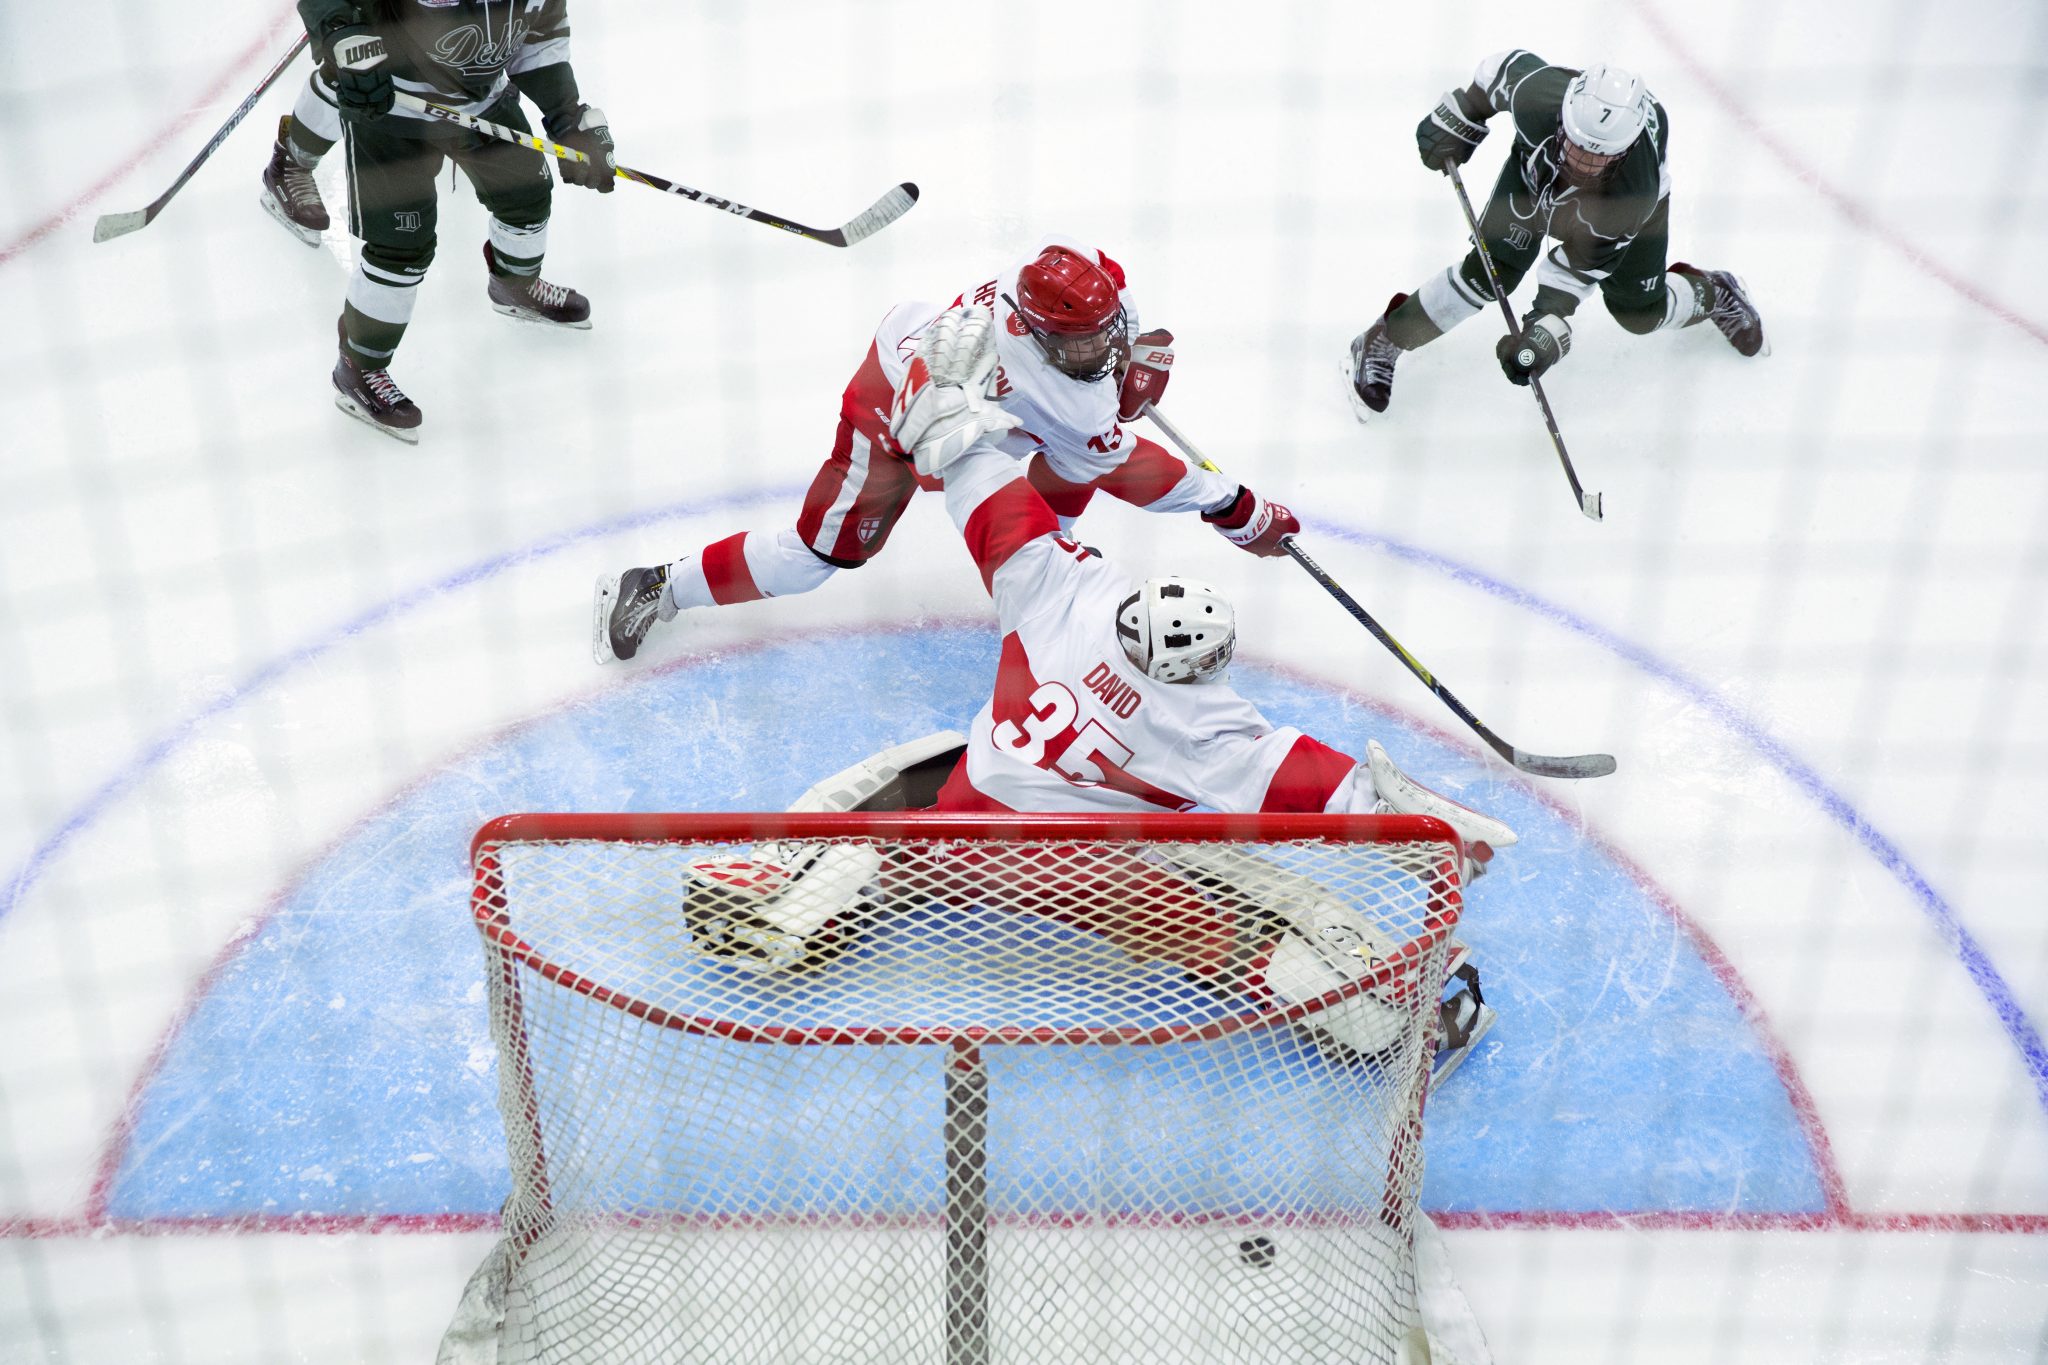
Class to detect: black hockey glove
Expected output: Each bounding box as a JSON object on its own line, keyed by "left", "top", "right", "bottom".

{"left": 1495, "top": 313, "right": 1571, "bottom": 386}
{"left": 545, "top": 105, "right": 616, "bottom": 193}
{"left": 323, "top": 24, "right": 395, "bottom": 124}
{"left": 1415, "top": 93, "right": 1487, "bottom": 173}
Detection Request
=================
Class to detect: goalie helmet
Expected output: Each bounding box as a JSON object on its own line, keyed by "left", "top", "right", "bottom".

{"left": 1011, "top": 246, "right": 1129, "bottom": 383}
{"left": 1558, "top": 63, "right": 1650, "bottom": 187}
{"left": 1117, "top": 577, "right": 1236, "bottom": 684}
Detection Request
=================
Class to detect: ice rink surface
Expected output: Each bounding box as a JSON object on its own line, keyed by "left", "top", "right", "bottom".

{"left": 2, "top": 0, "right": 2045, "bottom": 1361}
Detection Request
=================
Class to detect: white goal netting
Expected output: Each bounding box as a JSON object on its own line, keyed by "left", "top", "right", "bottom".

{"left": 446, "top": 813, "right": 1463, "bottom": 1365}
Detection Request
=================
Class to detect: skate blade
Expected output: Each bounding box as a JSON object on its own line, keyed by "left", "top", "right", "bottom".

{"left": 1430, "top": 1003, "right": 1496, "bottom": 1092}
{"left": 591, "top": 573, "right": 623, "bottom": 665}
{"left": 259, "top": 190, "right": 325, "bottom": 248}
{"left": 333, "top": 393, "right": 420, "bottom": 445}
{"left": 491, "top": 301, "right": 593, "bottom": 331}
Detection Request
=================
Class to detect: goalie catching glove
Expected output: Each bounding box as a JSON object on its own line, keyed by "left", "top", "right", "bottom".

{"left": 888, "top": 304, "right": 1018, "bottom": 477}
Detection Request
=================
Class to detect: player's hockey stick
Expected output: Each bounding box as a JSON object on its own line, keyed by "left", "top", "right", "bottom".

{"left": 392, "top": 93, "right": 918, "bottom": 247}
{"left": 1445, "top": 164, "right": 1604, "bottom": 523}
{"left": 93, "top": 35, "right": 312, "bottom": 243}
{"left": 1143, "top": 405, "right": 1616, "bottom": 780}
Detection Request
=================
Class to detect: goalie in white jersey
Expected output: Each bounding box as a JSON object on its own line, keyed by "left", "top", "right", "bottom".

{"left": 592, "top": 235, "right": 1298, "bottom": 664}
{"left": 683, "top": 304, "right": 1516, "bottom": 1077}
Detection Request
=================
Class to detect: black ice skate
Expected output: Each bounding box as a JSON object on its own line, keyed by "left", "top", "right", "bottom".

{"left": 1345, "top": 293, "right": 1407, "bottom": 420}
{"left": 332, "top": 349, "right": 423, "bottom": 444}
{"left": 484, "top": 244, "right": 592, "bottom": 329}
{"left": 1672, "top": 263, "right": 1769, "bottom": 358}
{"left": 593, "top": 565, "right": 675, "bottom": 664}
{"left": 259, "top": 116, "right": 329, "bottom": 248}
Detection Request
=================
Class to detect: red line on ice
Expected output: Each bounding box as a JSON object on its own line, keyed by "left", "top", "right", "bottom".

{"left": 47, "top": 633, "right": 2005, "bottom": 1244}
{"left": 0, "top": 8, "right": 298, "bottom": 270}
{"left": 1637, "top": 2, "right": 2048, "bottom": 348}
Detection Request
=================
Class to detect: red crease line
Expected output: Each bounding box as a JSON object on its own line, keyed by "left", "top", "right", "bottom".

{"left": 1636, "top": 2, "right": 2048, "bottom": 348}
{"left": 4, "top": 1209, "right": 2044, "bottom": 1239}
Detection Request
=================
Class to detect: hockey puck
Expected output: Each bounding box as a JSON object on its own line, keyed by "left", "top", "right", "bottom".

{"left": 1237, "top": 1235, "right": 1276, "bottom": 1269}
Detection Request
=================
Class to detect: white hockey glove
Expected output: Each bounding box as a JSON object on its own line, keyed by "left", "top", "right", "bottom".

{"left": 888, "top": 304, "right": 1017, "bottom": 478}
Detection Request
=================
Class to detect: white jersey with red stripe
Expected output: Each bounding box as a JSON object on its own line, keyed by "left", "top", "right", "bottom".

{"left": 936, "top": 446, "right": 1377, "bottom": 816}
{"left": 867, "top": 236, "right": 1234, "bottom": 518}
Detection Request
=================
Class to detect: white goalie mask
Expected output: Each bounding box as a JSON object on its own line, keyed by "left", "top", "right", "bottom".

{"left": 1559, "top": 63, "right": 1651, "bottom": 186}
{"left": 1117, "top": 577, "right": 1236, "bottom": 684}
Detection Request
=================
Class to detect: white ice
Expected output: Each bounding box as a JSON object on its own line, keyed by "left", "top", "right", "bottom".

{"left": 2, "top": 0, "right": 2045, "bottom": 1360}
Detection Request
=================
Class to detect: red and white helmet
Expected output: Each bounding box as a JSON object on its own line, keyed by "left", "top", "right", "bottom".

{"left": 1011, "top": 246, "right": 1129, "bottom": 382}
{"left": 1558, "top": 64, "right": 1651, "bottom": 187}
{"left": 1117, "top": 577, "right": 1236, "bottom": 684}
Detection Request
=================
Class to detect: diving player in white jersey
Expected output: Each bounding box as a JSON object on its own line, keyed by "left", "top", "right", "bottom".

{"left": 889, "top": 307, "right": 1514, "bottom": 839}
{"left": 676, "top": 305, "right": 1514, "bottom": 1076}
{"left": 592, "top": 235, "right": 1299, "bottom": 664}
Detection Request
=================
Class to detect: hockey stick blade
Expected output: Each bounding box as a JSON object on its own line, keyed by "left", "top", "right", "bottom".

{"left": 91, "top": 34, "right": 311, "bottom": 246}
{"left": 92, "top": 209, "right": 152, "bottom": 243}
{"left": 1581, "top": 489, "right": 1604, "bottom": 521}
{"left": 818, "top": 183, "right": 919, "bottom": 248}
{"left": 1505, "top": 747, "right": 1616, "bottom": 780}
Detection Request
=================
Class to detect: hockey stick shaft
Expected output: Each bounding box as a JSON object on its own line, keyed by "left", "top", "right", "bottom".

{"left": 392, "top": 93, "right": 917, "bottom": 247}
{"left": 93, "top": 34, "right": 312, "bottom": 243}
{"left": 1142, "top": 405, "right": 1615, "bottom": 779}
{"left": 1445, "top": 164, "right": 1603, "bottom": 523}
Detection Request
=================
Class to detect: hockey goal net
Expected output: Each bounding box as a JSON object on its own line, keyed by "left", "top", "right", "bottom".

{"left": 448, "top": 811, "right": 1466, "bottom": 1365}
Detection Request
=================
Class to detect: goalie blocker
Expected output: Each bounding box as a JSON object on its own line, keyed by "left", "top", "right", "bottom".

{"left": 682, "top": 732, "right": 1499, "bottom": 1083}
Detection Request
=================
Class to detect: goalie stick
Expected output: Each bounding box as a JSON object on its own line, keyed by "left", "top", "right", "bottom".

{"left": 1446, "top": 163, "right": 1604, "bottom": 524}
{"left": 92, "top": 34, "right": 312, "bottom": 243}
{"left": 392, "top": 93, "right": 918, "bottom": 247}
{"left": 1142, "top": 405, "right": 1616, "bottom": 780}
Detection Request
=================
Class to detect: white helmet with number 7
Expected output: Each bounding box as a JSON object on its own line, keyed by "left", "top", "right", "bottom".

{"left": 1117, "top": 577, "right": 1236, "bottom": 684}
{"left": 1559, "top": 63, "right": 1651, "bottom": 186}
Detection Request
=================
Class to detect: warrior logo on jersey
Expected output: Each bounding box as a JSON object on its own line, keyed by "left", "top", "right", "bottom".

{"left": 393, "top": 211, "right": 422, "bottom": 232}
{"left": 856, "top": 516, "right": 885, "bottom": 544}
{"left": 431, "top": 20, "right": 532, "bottom": 76}
{"left": 1505, "top": 223, "right": 1533, "bottom": 251}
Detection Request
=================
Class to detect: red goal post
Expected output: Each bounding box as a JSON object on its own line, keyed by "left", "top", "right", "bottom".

{"left": 450, "top": 811, "right": 1467, "bottom": 1365}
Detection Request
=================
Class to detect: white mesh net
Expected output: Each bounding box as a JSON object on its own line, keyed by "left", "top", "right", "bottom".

{"left": 453, "top": 814, "right": 1462, "bottom": 1365}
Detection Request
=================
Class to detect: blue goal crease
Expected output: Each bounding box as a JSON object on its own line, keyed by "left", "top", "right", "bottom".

{"left": 104, "top": 634, "right": 1825, "bottom": 1222}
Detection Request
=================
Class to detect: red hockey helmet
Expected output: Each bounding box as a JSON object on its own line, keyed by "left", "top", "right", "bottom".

{"left": 1011, "top": 246, "right": 1128, "bottom": 382}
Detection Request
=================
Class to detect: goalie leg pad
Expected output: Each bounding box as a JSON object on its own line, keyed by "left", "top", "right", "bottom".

{"left": 1257, "top": 903, "right": 1412, "bottom": 1058}
{"left": 682, "top": 842, "right": 883, "bottom": 973}
{"left": 1368, "top": 740, "right": 1517, "bottom": 879}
